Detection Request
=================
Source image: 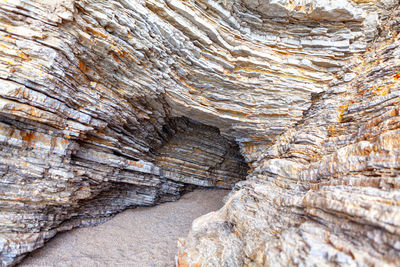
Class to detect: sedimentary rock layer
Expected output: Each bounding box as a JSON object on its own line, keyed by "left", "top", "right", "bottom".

{"left": 0, "top": 0, "right": 399, "bottom": 266}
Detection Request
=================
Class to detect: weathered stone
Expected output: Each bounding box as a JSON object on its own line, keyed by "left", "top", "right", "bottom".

{"left": 0, "top": 0, "right": 400, "bottom": 266}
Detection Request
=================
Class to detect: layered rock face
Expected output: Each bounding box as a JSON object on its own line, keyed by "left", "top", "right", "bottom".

{"left": 0, "top": 0, "right": 399, "bottom": 266}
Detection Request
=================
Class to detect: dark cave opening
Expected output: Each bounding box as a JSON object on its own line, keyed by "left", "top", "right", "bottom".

{"left": 64, "top": 116, "right": 249, "bottom": 225}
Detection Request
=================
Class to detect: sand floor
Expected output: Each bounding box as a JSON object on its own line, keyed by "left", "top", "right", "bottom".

{"left": 20, "top": 189, "right": 229, "bottom": 267}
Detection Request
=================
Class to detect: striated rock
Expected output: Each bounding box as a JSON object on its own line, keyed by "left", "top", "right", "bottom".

{"left": 0, "top": 0, "right": 399, "bottom": 266}
{"left": 178, "top": 3, "right": 400, "bottom": 266}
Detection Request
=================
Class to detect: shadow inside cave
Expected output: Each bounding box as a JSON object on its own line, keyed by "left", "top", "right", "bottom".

{"left": 155, "top": 116, "right": 249, "bottom": 189}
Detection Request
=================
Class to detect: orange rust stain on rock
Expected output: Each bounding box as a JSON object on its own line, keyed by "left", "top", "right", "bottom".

{"left": 389, "top": 107, "right": 398, "bottom": 117}
{"left": 193, "top": 147, "right": 203, "bottom": 153}
{"left": 112, "top": 52, "right": 121, "bottom": 63}
{"left": 0, "top": 58, "right": 22, "bottom": 67}
{"left": 215, "top": 108, "right": 248, "bottom": 116}
{"left": 394, "top": 73, "right": 400, "bottom": 80}
{"left": 78, "top": 59, "right": 87, "bottom": 73}
{"left": 245, "top": 145, "right": 256, "bottom": 153}
{"left": 127, "top": 53, "right": 138, "bottom": 64}
{"left": 329, "top": 125, "right": 336, "bottom": 135}
{"left": 339, "top": 104, "right": 349, "bottom": 113}
{"left": 274, "top": 49, "right": 289, "bottom": 55}
{"left": 130, "top": 161, "right": 144, "bottom": 168}
{"left": 358, "top": 145, "right": 376, "bottom": 156}
{"left": 372, "top": 85, "right": 391, "bottom": 96}
{"left": 114, "top": 48, "right": 125, "bottom": 57}
{"left": 29, "top": 109, "right": 39, "bottom": 117}
{"left": 86, "top": 135, "right": 114, "bottom": 146}
{"left": 17, "top": 51, "right": 30, "bottom": 61}
{"left": 61, "top": 138, "right": 69, "bottom": 145}
{"left": 308, "top": 209, "right": 317, "bottom": 216}
{"left": 4, "top": 35, "right": 17, "bottom": 40}
{"left": 233, "top": 227, "right": 242, "bottom": 238}
{"left": 338, "top": 104, "right": 349, "bottom": 122}
{"left": 86, "top": 26, "right": 107, "bottom": 38}
{"left": 8, "top": 128, "right": 15, "bottom": 138}
{"left": 177, "top": 252, "right": 189, "bottom": 267}
{"left": 21, "top": 131, "right": 35, "bottom": 147}
{"left": 173, "top": 73, "right": 198, "bottom": 93}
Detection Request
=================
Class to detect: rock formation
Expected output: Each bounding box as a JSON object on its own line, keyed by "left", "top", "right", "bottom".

{"left": 0, "top": 0, "right": 399, "bottom": 266}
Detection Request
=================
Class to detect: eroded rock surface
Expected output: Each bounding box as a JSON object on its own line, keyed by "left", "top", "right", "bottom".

{"left": 0, "top": 0, "right": 400, "bottom": 266}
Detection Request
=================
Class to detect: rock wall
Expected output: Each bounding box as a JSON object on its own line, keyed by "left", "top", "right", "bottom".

{"left": 0, "top": 0, "right": 399, "bottom": 266}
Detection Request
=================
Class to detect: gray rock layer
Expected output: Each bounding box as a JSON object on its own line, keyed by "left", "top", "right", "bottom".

{"left": 0, "top": 0, "right": 399, "bottom": 266}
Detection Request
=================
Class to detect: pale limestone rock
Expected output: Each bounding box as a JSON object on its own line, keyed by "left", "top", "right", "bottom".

{"left": 0, "top": 0, "right": 399, "bottom": 266}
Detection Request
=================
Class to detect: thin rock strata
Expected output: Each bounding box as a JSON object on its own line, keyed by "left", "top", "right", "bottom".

{"left": 0, "top": 0, "right": 399, "bottom": 266}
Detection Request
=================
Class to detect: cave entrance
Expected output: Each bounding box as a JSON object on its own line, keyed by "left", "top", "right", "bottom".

{"left": 19, "top": 118, "right": 249, "bottom": 266}
{"left": 156, "top": 117, "right": 249, "bottom": 189}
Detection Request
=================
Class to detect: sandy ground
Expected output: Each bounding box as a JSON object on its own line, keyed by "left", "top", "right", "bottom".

{"left": 19, "top": 189, "right": 229, "bottom": 267}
